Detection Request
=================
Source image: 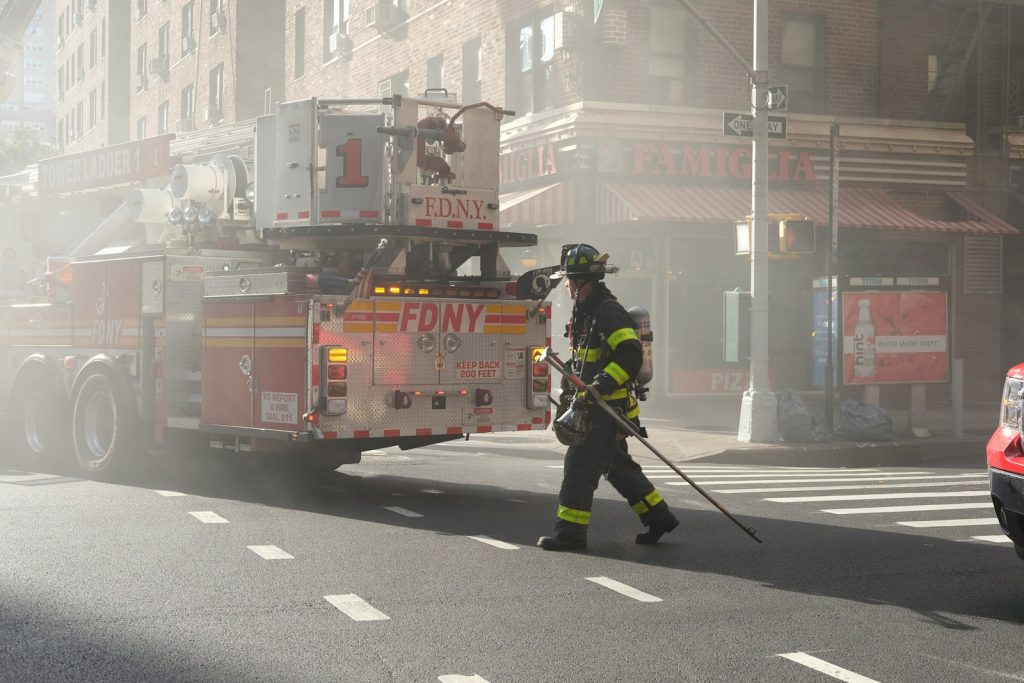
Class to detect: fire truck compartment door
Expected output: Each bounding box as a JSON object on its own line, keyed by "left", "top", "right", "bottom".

{"left": 202, "top": 301, "right": 254, "bottom": 428}
{"left": 273, "top": 99, "right": 317, "bottom": 226}
{"left": 72, "top": 260, "right": 141, "bottom": 349}
{"left": 372, "top": 300, "right": 440, "bottom": 385}
{"left": 439, "top": 304, "right": 527, "bottom": 385}
{"left": 251, "top": 297, "right": 308, "bottom": 430}
{"left": 319, "top": 114, "right": 385, "bottom": 223}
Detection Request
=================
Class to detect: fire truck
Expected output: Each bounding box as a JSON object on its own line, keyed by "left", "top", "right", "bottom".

{"left": 0, "top": 95, "right": 555, "bottom": 475}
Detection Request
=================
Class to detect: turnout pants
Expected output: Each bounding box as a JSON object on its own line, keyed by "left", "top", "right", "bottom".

{"left": 553, "top": 412, "right": 673, "bottom": 538}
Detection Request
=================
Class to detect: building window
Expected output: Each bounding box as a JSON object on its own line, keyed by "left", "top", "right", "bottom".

{"left": 378, "top": 71, "right": 408, "bottom": 98}
{"left": 137, "top": 116, "right": 146, "bottom": 140}
{"left": 101, "top": 18, "right": 106, "bottom": 57}
{"left": 76, "top": 101, "right": 84, "bottom": 138}
{"left": 780, "top": 15, "right": 824, "bottom": 114}
{"left": 89, "top": 88, "right": 96, "bottom": 129}
{"left": 427, "top": 54, "right": 444, "bottom": 91}
{"left": 507, "top": 13, "right": 557, "bottom": 114}
{"left": 137, "top": 0, "right": 147, "bottom": 20}
{"left": 649, "top": 2, "right": 694, "bottom": 105}
{"left": 182, "top": 2, "right": 195, "bottom": 55}
{"left": 76, "top": 44, "right": 84, "bottom": 80}
{"left": 294, "top": 8, "right": 305, "bottom": 79}
{"left": 158, "top": 100, "right": 169, "bottom": 134}
{"left": 323, "top": 0, "right": 349, "bottom": 62}
{"left": 181, "top": 83, "right": 195, "bottom": 126}
{"left": 927, "top": 54, "right": 938, "bottom": 92}
{"left": 136, "top": 43, "right": 148, "bottom": 92}
{"left": 209, "top": 63, "right": 224, "bottom": 122}
{"left": 462, "top": 38, "right": 481, "bottom": 103}
{"left": 89, "top": 29, "right": 97, "bottom": 68}
{"left": 210, "top": 0, "right": 226, "bottom": 35}
{"left": 100, "top": 80, "right": 105, "bottom": 120}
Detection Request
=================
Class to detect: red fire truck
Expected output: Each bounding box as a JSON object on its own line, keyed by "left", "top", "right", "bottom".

{"left": 988, "top": 364, "right": 1024, "bottom": 560}
{"left": 1, "top": 95, "right": 554, "bottom": 475}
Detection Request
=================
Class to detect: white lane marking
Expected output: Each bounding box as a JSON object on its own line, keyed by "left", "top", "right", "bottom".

{"left": 189, "top": 511, "right": 229, "bottom": 524}
{"left": 778, "top": 652, "right": 880, "bottom": 683}
{"left": 324, "top": 594, "right": 390, "bottom": 621}
{"left": 667, "top": 474, "right": 985, "bottom": 486}
{"left": 973, "top": 535, "right": 1014, "bottom": 544}
{"left": 247, "top": 545, "right": 295, "bottom": 559}
{"left": 824, "top": 502, "right": 992, "bottom": 515}
{"left": 438, "top": 675, "right": 490, "bottom": 682}
{"left": 659, "top": 471, "right": 931, "bottom": 480}
{"left": 644, "top": 468, "right": 881, "bottom": 475}
{"left": 469, "top": 535, "right": 519, "bottom": 550}
{"left": 506, "top": 498, "right": 528, "bottom": 503}
{"left": 382, "top": 505, "right": 423, "bottom": 518}
{"left": 586, "top": 576, "right": 662, "bottom": 603}
{"left": 155, "top": 490, "right": 187, "bottom": 497}
{"left": 0, "top": 473, "right": 64, "bottom": 483}
{"left": 766, "top": 490, "right": 989, "bottom": 503}
{"left": 899, "top": 518, "right": 999, "bottom": 528}
{"left": 421, "top": 489, "right": 445, "bottom": 494}
{"left": 716, "top": 479, "right": 991, "bottom": 494}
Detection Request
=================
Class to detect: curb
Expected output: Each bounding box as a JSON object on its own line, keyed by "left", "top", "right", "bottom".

{"left": 696, "top": 435, "right": 989, "bottom": 468}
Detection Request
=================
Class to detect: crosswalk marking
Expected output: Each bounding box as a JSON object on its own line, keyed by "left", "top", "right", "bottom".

{"left": 973, "top": 535, "right": 1013, "bottom": 544}
{"left": 155, "top": 490, "right": 187, "bottom": 497}
{"left": 382, "top": 506, "right": 423, "bottom": 518}
{"left": 667, "top": 474, "right": 985, "bottom": 486}
{"left": 586, "top": 576, "right": 662, "bottom": 603}
{"left": 715, "top": 478, "right": 989, "bottom": 494}
{"left": 188, "top": 511, "right": 229, "bottom": 524}
{"left": 823, "top": 502, "right": 992, "bottom": 515}
{"left": 766, "top": 490, "right": 988, "bottom": 503}
{"left": 777, "top": 652, "right": 879, "bottom": 683}
{"left": 898, "top": 518, "right": 998, "bottom": 528}
{"left": 324, "top": 594, "right": 390, "bottom": 621}
{"left": 468, "top": 535, "right": 519, "bottom": 550}
{"left": 652, "top": 471, "right": 932, "bottom": 480}
{"left": 438, "top": 676, "right": 490, "bottom": 682}
{"left": 247, "top": 545, "right": 294, "bottom": 560}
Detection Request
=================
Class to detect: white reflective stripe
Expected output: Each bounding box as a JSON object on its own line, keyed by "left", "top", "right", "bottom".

{"left": 254, "top": 327, "right": 306, "bottom": 337}
{"left": 766, "top": 490, "right": 989, "bottom": 503}
{"left": 324, "top": 594, "right": 390, "bottom": 621}
{"left": 247, "top": 545, "right": 294, "bottom": 559}
{"left": 204, "top": 328, "right": 252, "bottom": 337}
{"left": 468, "top": 535, "right": 519, "bottom": 550}
{"left": 188, "top": 511, "right": 229, "bottom": 523}
{"left": 10, "top": 329, "right": 74, "bottom": 336}
{"left": 777, "top": 652, "right": 880, "bottom": 683}
{"left": 586, "top": 576, "right": 662, "bottom": 603}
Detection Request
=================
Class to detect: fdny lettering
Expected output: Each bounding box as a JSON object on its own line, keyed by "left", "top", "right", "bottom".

{"left": 422, "top": 197, "right": 485, "bottom": 221}
{"left": 400, "top": 302, "right": 487, "bottom": 333}
{"left": 91, "top": 319, "right": 123, "bottom": 346}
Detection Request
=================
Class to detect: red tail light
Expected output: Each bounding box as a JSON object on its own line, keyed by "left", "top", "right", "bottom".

{"left": 328, "top": 365, "right": 347, "bottom": 380}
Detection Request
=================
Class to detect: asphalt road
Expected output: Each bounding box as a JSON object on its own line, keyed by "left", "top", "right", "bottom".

{"left": 2, "top": 426, "right": 1023, "bottom": 682}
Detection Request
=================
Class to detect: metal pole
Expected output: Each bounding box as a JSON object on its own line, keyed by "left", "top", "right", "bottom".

{"left": 825, "top": 123, "right": 839, "bottom": 432}
{"left": 738, "top": 0, "right": 777, "bottom": 442}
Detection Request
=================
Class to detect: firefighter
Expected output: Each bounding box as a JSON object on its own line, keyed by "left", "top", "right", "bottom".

{"left": 538, "top": 243, "right": 679, "bottom": 551}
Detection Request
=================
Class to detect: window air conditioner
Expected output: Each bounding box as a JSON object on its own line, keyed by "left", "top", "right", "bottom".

{"left": 181, "top": 35, "right": 195, "bottom": 53}
{"left": 328, "top": 31, "right": 353, "bottom": 58}
{"left": 211, "top": 11, "right": 227, "bottom": 34}
{"left": 87, "top": 0, "right": 97, "bottom": 9}
{"left": 149, "top": 55, "right": 169, "bottom": 78}
{"left": 366, "top": 1, "right": 405, "bottom": 32}
{"left": 73, "top": 11, "right": 83, "bottom": 25}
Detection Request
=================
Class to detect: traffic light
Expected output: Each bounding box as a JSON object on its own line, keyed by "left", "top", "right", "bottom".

{"left": 779, "top": 218, "right": 815, "bottom": 253}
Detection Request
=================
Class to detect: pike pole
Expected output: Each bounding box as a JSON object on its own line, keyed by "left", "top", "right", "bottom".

{"left": 540, "top": 348, "right": 762, "bottom": 544}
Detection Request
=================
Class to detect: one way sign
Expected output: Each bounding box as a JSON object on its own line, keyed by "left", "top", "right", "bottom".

{"left": 722, "top": 112, "right": 788, "bottom": 139}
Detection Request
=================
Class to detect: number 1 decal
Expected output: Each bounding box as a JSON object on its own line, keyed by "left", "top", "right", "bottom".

{"left": 335, "top": 138, "right": 370, "bottom": 188}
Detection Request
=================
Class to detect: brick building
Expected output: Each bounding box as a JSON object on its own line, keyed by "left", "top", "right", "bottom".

{"left": 284, "top": 0, "right": 1022, "bottom": 404}
{"left": 0, "top": 0, "right": 57, "bottom": 145}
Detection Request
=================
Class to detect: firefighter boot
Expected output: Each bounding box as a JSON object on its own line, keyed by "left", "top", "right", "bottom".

{"left": 537, "top": 533, "right": 588, "bottom": 551}
{"left": 635, "top": 511, "right": 679, "bottom": 545}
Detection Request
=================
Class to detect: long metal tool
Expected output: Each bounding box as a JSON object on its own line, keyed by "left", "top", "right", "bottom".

{"left": 541, "top": 347, "right": 762, "bottom": 543}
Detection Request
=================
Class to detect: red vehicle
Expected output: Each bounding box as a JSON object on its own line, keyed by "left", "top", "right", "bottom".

{"left": 987, "top": 364, "right": 1024, "bottom": 559}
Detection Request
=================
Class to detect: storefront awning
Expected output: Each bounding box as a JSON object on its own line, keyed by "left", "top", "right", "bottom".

{"left": 499, "top": 180, "right": 574, "bottom": 228}
{"left": 598, "top": 183, "right": 1017, "bottom": 235}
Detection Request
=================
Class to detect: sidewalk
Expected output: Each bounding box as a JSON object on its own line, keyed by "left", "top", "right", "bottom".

{"left": 638, "top": 392, "right": 995, "bottom": 468}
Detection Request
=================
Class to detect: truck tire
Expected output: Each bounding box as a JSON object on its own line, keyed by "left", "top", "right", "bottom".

{"left": 71, "top": 371, "right": 138, "bottom": 476}
{"left": 8, "top": 372, "right": 69, "bottom": 466}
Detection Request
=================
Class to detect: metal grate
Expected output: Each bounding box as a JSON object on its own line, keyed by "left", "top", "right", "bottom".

{"left": 962, "top": 235, "right": 1002, "bottom": 293}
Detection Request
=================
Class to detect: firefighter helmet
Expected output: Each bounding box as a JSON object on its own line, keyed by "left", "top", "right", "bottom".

{"left": 557, "top": 243, "right": 614, "bottom": 280}
{"left": 553, "top": 393, "right": 591, "bottom": 446}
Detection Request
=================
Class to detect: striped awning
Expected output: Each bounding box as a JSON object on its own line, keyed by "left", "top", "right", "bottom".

{"left": 499, "top": 180, "right": 574, "bottom": 228}
{"left": 598, "top": 183, "right": 1017, "bottom": 235}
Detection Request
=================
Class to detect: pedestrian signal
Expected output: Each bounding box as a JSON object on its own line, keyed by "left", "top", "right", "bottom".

{"left": 779, "top": 219, "right": 815, "bottom": 253}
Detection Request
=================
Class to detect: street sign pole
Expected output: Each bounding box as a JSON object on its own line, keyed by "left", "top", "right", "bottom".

{"left": 738, "top": 0, "right": 777, "bottom": 442}
{"left": 825, "top": 123, "right": 840, "bottom": 432}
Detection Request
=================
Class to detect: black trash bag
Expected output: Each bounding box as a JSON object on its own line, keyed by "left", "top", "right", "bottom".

{"left": 834, "top": 399, "right": 894, "bottom": 441}
{"left": 777, "top": 388, "right": 831, "bottom": 442}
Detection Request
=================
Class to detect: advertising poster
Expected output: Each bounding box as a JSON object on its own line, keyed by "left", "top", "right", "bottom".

{"left": 841, "top": 291, "right": 948, "bottom": 384}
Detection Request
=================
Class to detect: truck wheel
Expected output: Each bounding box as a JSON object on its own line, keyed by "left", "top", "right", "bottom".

{"left": 72, "top": 371, "right": 138, "bottom": 476}
{"left": 9, "top": 376, "right": 68, "bottom": 466}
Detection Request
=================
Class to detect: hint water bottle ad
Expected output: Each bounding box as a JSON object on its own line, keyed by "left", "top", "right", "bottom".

{"left": 841, "top": 291, "right": 949, "bottom": 384}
